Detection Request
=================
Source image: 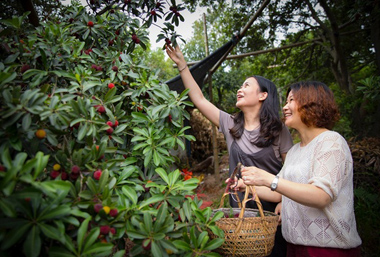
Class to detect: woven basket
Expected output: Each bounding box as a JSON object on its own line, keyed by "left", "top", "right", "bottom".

{"left": 210, "top": 185, "right": 279, "bottom": 257}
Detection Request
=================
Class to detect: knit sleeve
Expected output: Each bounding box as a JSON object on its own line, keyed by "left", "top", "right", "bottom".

{"left": 308, "top": 132, "right": 352, "bottom": 201}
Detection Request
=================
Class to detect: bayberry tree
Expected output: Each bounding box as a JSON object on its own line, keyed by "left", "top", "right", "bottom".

{"left": 0, "top": 1, "right": 224, "bottom": 256}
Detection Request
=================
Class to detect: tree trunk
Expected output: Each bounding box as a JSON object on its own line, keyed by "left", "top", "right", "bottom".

{"left": 19, "top": 0, "right": 39, "bottom": 27}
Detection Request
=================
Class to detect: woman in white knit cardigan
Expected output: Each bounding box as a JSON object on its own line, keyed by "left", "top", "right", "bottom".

{"left": 240, "top": 81, "right": 362, "bottom": 257}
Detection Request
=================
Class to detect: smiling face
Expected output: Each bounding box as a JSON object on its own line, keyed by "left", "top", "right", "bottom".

{"left": 236, "top": 77, "right": 267, "bottom": 109}
{"left": 283, "top": 90, "right": 303, "bottom": 129}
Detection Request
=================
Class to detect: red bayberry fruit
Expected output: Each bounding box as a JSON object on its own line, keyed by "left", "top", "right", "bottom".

{"left": 113, "top": 120, "right": 119, "bottom": 127}
{"left": 94, "top": 203, "right": 103, "bottom": 213}
{"left": 115, "top": 30, "right": 120, "bottom": 35}
{"left": 94, "top": 169, "right": 102, "bottom": 180}
{"left": 100, "top": 225, "right": 110, "bottom": 235}
{"left": 110, "top": 227, "right": 116, "bottom": 234}
{"left": 25, "top": 197, "right": 31, "bottom": 202}
{"left": 106, "top": 121, "right": 113, "bottom": 127}
{"left": 156, "top": 2, "right": 161, "bottom": 8}
{"left": 165, "top": 38, "right": 171, "bottom": 45}
{"left": 0, "top": 165, "right": 5, "bottom": 172}
{"left": 87, "top": 21, "right": 94, "bottom": 27}
{"left": 109, "top": 208, "right": 118, "bottom": 217}
{"left": 91, "top": 64, "right": 97, "bottom": 69}
{"left": 96, "top": 66, "right": 102, "bottom": 71}
{"left": 71, "top": 165, "right": 80, "bottom": 174}
{"left": 112, "top": 66, "right": 118, "bottom": 72}
{"left": 70, "top": 172, "right": 79, "bottom": 180}
{"left": 20, "top": 64, "right": 30, "bottom": 74}
{"left": 106, "top": 127, "right": 114, "bottom": 135}
{"left": 108, "top": 39, "right": 114, "bottom": 46}
{"left": 168, "top": 114, "right": 172, "bottom": 123}
{"left": 150, "top": 10, "right": 156, "bottom": 15}
{"left": 50, "top": 170, "right": 60, "bottom": 179}
{"left": 108, "top": 83, "right": 115, "bottom": 89}
{"left": 61, "top": 172, "right": 68, "bottom": 180}
{"left": 96, "top": 105, "right": 106, "bottom": 113}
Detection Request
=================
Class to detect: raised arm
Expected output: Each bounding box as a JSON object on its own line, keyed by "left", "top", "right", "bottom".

{"left": 165, "top": 44, "right": 220, "bottom": 127}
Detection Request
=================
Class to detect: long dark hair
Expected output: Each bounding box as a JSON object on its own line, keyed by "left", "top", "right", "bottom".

{"left": 229, "top": 76, "right": 283, "bottom": 147}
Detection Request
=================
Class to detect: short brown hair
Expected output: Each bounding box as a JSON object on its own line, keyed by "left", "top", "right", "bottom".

{"left": 286, "top": 81, "right": 340, "bottom": 129}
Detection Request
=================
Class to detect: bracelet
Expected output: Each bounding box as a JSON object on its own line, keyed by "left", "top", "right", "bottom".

{"left": 178, "top": 65, "right": 187, "bottom": 72}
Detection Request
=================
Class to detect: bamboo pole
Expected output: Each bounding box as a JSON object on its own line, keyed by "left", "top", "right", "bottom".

{"left": 203, "top": 13, "right": 220, "bottom": 181}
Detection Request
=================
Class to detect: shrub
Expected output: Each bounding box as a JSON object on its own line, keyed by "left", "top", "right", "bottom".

{"left": 0, "top": 2, "right": 224, "bottom": 256}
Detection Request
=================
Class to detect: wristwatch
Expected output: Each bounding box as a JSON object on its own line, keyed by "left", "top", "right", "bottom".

{"left": 270, "top": 174, "right": 280, "bottom": 191}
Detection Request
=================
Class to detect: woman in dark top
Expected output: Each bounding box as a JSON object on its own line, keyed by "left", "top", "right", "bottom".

{"left": 166, "top": 44, "right": 293, "bottom": 257}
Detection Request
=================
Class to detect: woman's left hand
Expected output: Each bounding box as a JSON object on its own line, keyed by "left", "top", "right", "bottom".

{"left": 241, "top": 166, "right": 274, "bottom": 188}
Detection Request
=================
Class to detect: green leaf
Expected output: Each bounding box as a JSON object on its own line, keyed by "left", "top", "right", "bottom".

{"left": 155, "top": 167, "right": 169, "bottom": 185}
{"left": 23, "top": 225, "right": 41, "bottom": 257}
{"left": 77, "top": 217, "right": 91, "bottom": 252}
{"left": 47, "top": 247, "right": 75, "bottom": 257}
{"left": 122, "top": 185, "right": 138, "bottom": 205}
{"left": 83, "top": 227, "right": 100, "bottom": 253}
{"left": 33, "top": 151, "right": 49, "bottom": 179}
{"left": 203, "top": 238, "right": 225, "bottom": 251}
{"left": 126, "top": 230, "right": 147, "bottom": 239}
{"left": 22, "top": 113, "right": 32, "bottom": 131}
{"left": 38, "top": 223, "right": 63, "bottom": 242}
{"left": 1, "top": 222, "right": 31, "bottom": 250}
{"left": 143, "top": 212, "right": 153, "bottom": 232}
{"left": 0, "top": 199, "right": 16, "bottom": 217}
{"left": 81, "top": 242, "right": 113, "bottom": 255}
{"left": 139, "top": 194, "right": 165, "bottom": 209}
{"left": 173, "top": 240, "right": 192, "bottom": 251}
{"left": 38, "top": 205, "right": 71, "bottom": 221}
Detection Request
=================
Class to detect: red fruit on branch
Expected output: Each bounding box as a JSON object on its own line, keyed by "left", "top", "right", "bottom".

{"left": 150, "top": 10, "right": 156, "bottom": 16}
{"left": 94, "top": 169, "right": 102, "bottom": 180}
{"left": 113, "top": 120, "right": 119, "bottom": 127}
{"left": 165, "top": 38, "right": 171, "bottom": 45}
{"left": 50, "top": 170, "right": 60, "bottom": 179}
{"left": 132, "top": 34, "right": 140, "bottom": 44}
{"left": 112, "top": 66, "right": 118, "bottom": 72}
{"left": 100, "top": 225, "right": 110, "bottom": 235}
{"left": 106, "top": 121, "right": 113, "bottom": 127}
{"left": 71, "top": 165, "right": 80, "bottom": 174}
{"left": 110, "top": 227, "right": 116, "bottom": 234}
{"left": 115, "top": 30, "right": 120, "bottom": 35}
{"left": 20, "top": 64, "right": 30, "bottom": 74}
{"left": 61, "top": 172, "right": 68, "bottom": 180}
{"left": 96, "top": 105, "right": 106, "bottom": 113}
{"left": 94, "top": 203, "right": 103, "bottom": 213}
{"left": 109, "top": 208, "right": 118, "bottom": 217}
{"left": 106, "top": 127, "right": 114, "bottom": 135}
{"left": 0, "top": 165, "right": 5, "bottom": 172}
{"left": 87, "top": 21, "right": 94, "bottom": 27}
{"left": 108, "top": 83, "right": 115, "bottom": 89}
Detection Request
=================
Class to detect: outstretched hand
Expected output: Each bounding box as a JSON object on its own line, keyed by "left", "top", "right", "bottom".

{"left": 165, "top": 44, "right": 187, "bottom": 69}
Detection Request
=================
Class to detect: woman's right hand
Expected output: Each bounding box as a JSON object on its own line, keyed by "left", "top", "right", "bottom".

{"left": 165, "top": 44, "right": 187, "bottom": 70}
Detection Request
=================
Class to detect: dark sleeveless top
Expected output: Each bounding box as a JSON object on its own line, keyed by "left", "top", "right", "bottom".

{"left": 229, "top": 140, "right": 282, "bottom": 211}
{"left": 229, "top": 141, "right": 287, "bottom": 257}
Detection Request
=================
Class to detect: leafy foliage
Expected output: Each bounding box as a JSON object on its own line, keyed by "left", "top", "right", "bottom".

{"left": 0, "top": 1, "right": 225, "bottom": 256}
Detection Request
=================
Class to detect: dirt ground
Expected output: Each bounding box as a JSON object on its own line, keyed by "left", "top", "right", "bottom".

{"left": 192, "top": 154, "right": 230, "bottom": 208}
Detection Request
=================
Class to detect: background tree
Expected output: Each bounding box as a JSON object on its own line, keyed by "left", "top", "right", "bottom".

{"left": 181, "top": 0, "right": 379, "bottom": 138}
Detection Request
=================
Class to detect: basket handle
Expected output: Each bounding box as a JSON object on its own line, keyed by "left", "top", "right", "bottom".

{"left": 235, "top": 185, "right": 267, "bottom": 233}
{"left": 239, "top": 186, "right": 265, "bottom": 218}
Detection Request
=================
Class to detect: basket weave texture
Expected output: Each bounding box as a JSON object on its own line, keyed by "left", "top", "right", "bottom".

{"left": 210, "top": 208, "right": 278, "bottom": 257}
{"left": 210, "top": 185, "right": 279, "bottom": 257}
